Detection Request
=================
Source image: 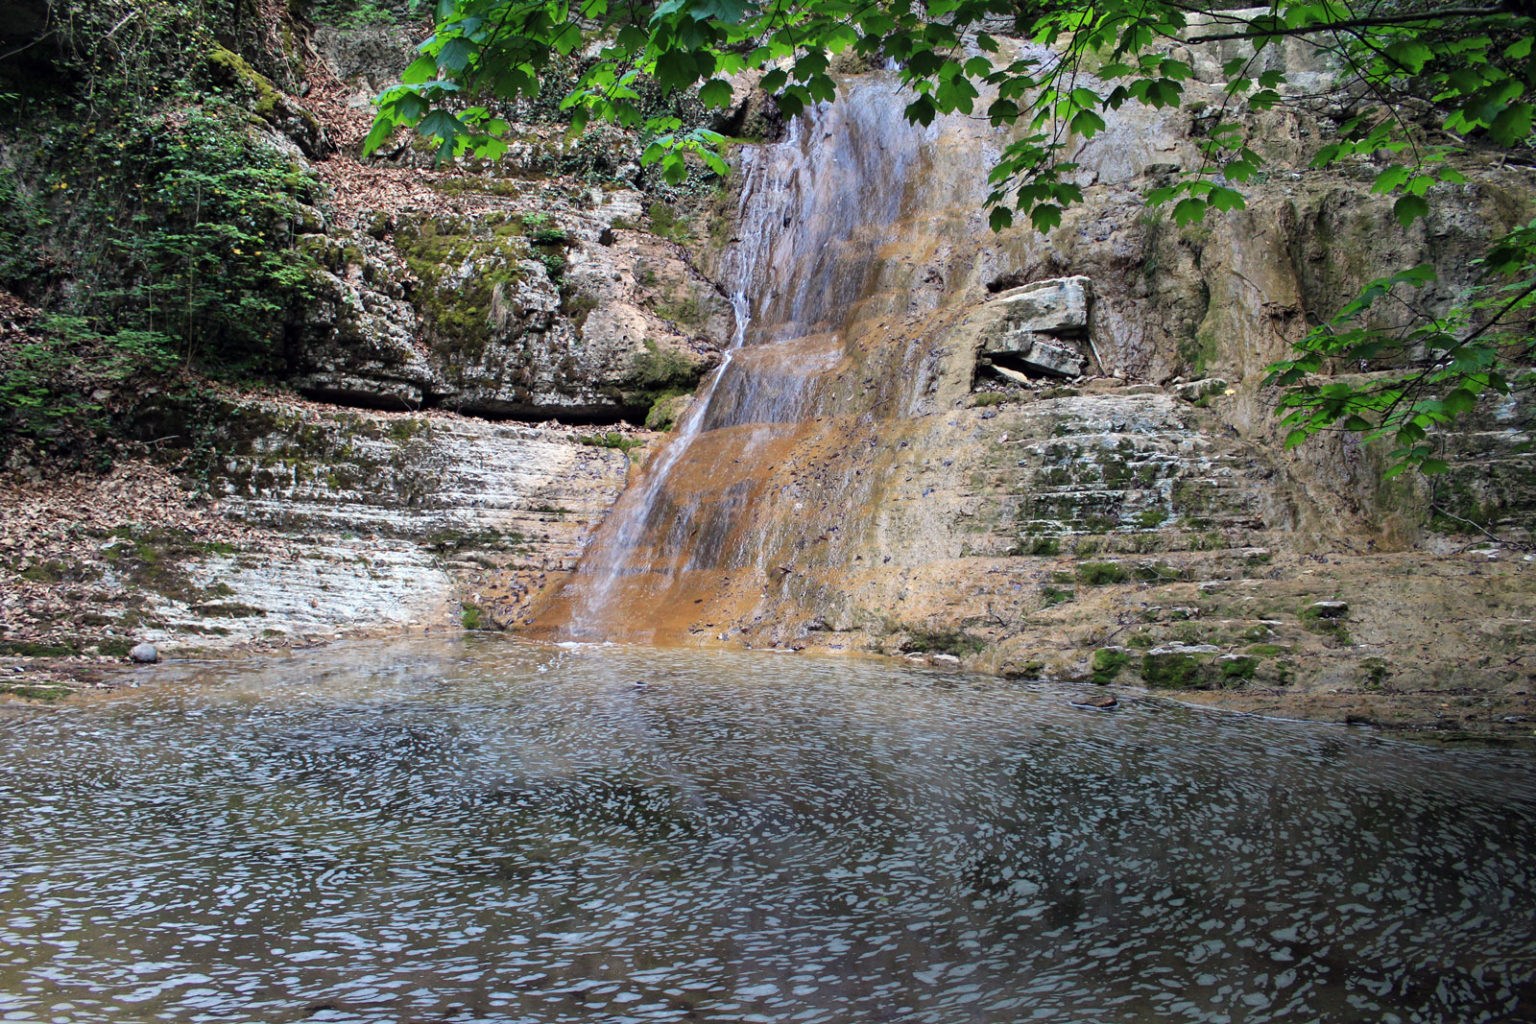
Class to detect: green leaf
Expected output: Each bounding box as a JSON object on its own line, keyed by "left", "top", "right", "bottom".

{"left": 418, "top": 109, "right": 464, "bottom": 144}
{"left": 1385, "top": 40, "right": 1433, "bottom": 73}
{"left": 1173, "top": 198, "right": 1206, "bottom": 226}
{"left": 655, "top": 49, "right": 700, "bottom": 92}
{"left": 1070, "top": 109, "right": 1106, "bottom": 136}
{"left": 362, "top": 119, "right": 397, "bottom": 157}
{"left": 1031, "top": 204, "right": 1062, "bottom": 232}
{"left": 808, "top": 74, "right": 837, "bottom": 104}
{"left": 402, "top": 55, "right": 438, "bottom": 85}
{"left": 1393, "top": 195, "right": 1430, "bottom": 227}
{"left": 1490, "top": 103, "right": 1534, "bottom": 146}
{"left": 1443, "top": 388, "right": 1479, "bottom": 415}
{"left": 989, "top": 206, "right": 1013, "bottom": 231}
{"left": 437, "top": 36, "right": 476, "bottom": 73}
{"left": 698, "top": 78, "right": 734, "bottom": 108}
{"left": 1372, "top": 165, "right": 1408, "bottom": 194}
{"left": 1208, "top": 186, "right": 1245, "bottom": 212}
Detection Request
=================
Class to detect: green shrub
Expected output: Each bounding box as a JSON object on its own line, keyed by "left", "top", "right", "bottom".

{"left": 1077, "top": 561, "right": 1130, "bottom": 585}
{"left": 1040, "top": 585, "right": 1075, "bottom": 607}
{"left": 577, "top": 432, "right": 646, "bottom": 453}
{"left": 1028, "top": 535, "right": 1061, "bottom": 556}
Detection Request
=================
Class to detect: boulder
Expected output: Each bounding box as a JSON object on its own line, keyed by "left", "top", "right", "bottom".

{"left": 972, "top": 276, "right": 1094, "bottom": 380}
{"left": 987, "top": 277, "right": 1092, "bottom": 336}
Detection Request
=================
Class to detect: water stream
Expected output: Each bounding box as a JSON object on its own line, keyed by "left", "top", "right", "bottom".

{"left": 1, "top": 638, "right": 1532, "bottom": 1023}
{"left": 550, "top": 78, "right": 956, "bottom": 642}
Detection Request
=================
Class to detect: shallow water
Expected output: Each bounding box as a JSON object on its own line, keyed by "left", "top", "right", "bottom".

{"left": 0, "top": 638, "right": 1533, "bottom": 1024}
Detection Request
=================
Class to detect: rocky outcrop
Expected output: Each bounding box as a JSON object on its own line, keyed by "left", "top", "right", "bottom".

{"left": 290, "top": 198, "right": 733, "bottom": 420}
{"left": 115, "top": 396, "right": 635, "bottom": 646}
{"left": 972, "top": 276, "right": 1096, "bottom": 381}
{"left": 282, "top": 23, "right": 739, "bottom": 421}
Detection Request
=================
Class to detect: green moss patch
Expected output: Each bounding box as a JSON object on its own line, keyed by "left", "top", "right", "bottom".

{"left": 0, "top": 684, "right": 73, "bottom": 701}
{"left": 0, "top": 640, "right": 81, "bottom": 658}
{"left": 1091, "top": 647, "right": 1130, "bottom": 684}
{"left": 903, "top": 629, "right": 987, "bottom": 658}
{"left": 1142, "top": 649, "right": 1214, "bottom": 689}
{"left": 1077, "top": 561, "right": 1130, "bottom": 586}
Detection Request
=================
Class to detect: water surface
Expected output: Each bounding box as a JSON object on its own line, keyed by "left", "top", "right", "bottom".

{"left": 0, "top": 638, "right": 1532, "bottom": 1023}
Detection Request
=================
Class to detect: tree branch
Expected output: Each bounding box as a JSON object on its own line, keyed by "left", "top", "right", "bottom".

{"left": 1185, "top": 7, "right": 1506, "bottom": 42}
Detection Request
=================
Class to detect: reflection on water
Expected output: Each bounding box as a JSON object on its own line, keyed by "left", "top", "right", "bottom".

{"left": 0, "top": 638, "right": 1533, "bottom": 1023}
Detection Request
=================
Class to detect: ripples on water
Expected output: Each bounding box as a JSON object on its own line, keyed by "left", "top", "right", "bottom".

{"left": 0, "top": 638, "right": 1532, "bottom": 1023}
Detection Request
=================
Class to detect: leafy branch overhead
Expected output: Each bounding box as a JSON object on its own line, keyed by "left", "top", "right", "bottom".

{"left": 371, "top": 0, "right": 1536, "bottom": 473}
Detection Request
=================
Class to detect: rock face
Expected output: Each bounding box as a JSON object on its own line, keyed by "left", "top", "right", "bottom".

{"left": 523, "top": 45, "right": 1536, "bottom": 719}
{"left": 117, "top": 397, "right": 633, "bottom": 647}
{"left": 273, "top": 28, "right": 738, "bottom": 423}
{"left": 290, "top": 190, "right": 733, "bottom": 422}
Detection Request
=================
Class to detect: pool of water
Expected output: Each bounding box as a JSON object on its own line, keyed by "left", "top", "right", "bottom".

{"left": 0, "top": 637, "right": 1532, "bottom": 1023}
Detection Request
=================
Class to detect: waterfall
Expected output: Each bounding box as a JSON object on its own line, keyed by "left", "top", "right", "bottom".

{"left": 536, "top": 75, "right": 994, "bottom": 643}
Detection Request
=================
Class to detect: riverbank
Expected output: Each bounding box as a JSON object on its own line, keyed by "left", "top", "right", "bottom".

{"left": 5, "top": 462, "right": 1530, "bottom": 745}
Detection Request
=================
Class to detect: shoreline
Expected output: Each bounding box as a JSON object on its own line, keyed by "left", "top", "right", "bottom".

{"left": 6, "top": 631, "right": 1532, "bottom": 750}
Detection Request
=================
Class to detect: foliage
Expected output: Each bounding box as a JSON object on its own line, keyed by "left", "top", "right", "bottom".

{"left": 376, "top": 0, "right": 1536, "bottom": 474}
{"left": 1267, "top": 228, "right": 1536, "bottom": 476}
{"left": 308, "top": 0, "right": 403, "bottom": 27}
{"left": 0, "top": 316, "right": 178, "bottom": 459}
{"left": 0, "top": 0, "right": 322, "bottom": 460}
{"left": 577, "top": 431, "right": 647, "bottom": 452}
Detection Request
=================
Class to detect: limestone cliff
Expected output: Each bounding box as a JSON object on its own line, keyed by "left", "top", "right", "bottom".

{"left": 522, "top": 31, "right": 1536, "bottom": 735}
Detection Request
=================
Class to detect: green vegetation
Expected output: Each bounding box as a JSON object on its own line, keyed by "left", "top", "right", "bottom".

{"left": 1142, "top": 650, "right": 1205, "bottom": 689}
{"left": 1027, "top": 535, "right": 1060, "bottom": 557}
{"left": 903, "top": 629, "right": 987, "bottom": 658}
{"left": 1077, "top": 562, "right": 1130, "bottom": 586}
{"left": 1133, "top": 562, "right": 1185, "bottom": 583}
{"left": 461, "top": 603, "right": 486, "bottom": 630}
{"left": 1220, "top": 655, "right": 1259, "bottom": 682}
{"left": 623, "top": 340, "right": 705, "bottom": 414}
{"left": 1090, "top": 647, "right": 1129, "bottom": 684}
{"left": 578, "top": 432, "right": 646, "bottom": 454}
{"left": 309, "top": 0, "right": 402, "bottom": 27}
{"left": 0, "top": 640, "right": 81, "bottom": 658}
{"left": 0, "top": 684, "right": 73, "bottom": 702}
{"left": 1300, "top": 603, "right": 1352, "bottom": 644}
{"left": 1, "top": 0, "right": 321, "bottom": 462}
{"left": 1039, "top": 585, "right": 1074, "bottom": 607}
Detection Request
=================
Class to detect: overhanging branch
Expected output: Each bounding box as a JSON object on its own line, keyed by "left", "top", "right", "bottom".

{"left": 1185, "top": 6, "right": 1505, "bottom": 42}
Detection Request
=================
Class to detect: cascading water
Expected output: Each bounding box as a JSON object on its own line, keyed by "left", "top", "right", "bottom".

{"left": 545, "top": 77, "right": 950, "bottom": 642}
{"left": 534, "top": 61, "right": 1185, "bottom": 645}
